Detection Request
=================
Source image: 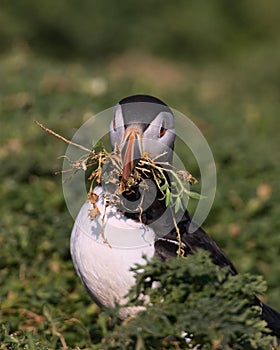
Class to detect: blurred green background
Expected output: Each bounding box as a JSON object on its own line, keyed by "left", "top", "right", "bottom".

{"left": 1, "top": 0, "right": 280, "bottom": 348}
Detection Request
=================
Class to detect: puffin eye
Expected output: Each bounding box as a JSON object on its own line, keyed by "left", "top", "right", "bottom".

{"left": 159, "top": 126, "right": 167, "bottom": 138}
{"left": 112, "top": 115, "right": 117, "bottom": 131}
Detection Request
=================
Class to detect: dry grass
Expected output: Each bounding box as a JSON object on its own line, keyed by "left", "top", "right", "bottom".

{"left": 35, "top": 120, "right": 201, "bottom": 254}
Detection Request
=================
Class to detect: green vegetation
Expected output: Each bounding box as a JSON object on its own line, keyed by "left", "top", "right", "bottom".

{"left": 1, "top": 1, "right": 280, "bottom": 348}
{"left": 102, "top": 251, "right": 276, "bottom": 349}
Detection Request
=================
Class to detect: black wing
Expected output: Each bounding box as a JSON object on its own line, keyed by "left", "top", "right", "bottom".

{"left": 154, "top": 210, "right": 238, "bottom": 275}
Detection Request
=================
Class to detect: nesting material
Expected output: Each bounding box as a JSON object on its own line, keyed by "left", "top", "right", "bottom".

{"left": 35, "top": 120, "right": 201, "bottom": 254}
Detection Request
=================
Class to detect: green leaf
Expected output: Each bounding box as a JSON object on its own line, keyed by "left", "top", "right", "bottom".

{"left": 160, "top": 182, "right": 169, "bottom": 191}
{"left": 165, "top": 187, "right": 171, "bottom": 206}
{"left": 174, "top": 198, "right": 182, "bottom": 213}
{"left": 187, "top": 191, "right": 207, "bottom": 200}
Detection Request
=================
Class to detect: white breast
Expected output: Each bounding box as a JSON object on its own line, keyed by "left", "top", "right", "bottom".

{"left": 70, "top": 186, "right": 155, "bottom": 318}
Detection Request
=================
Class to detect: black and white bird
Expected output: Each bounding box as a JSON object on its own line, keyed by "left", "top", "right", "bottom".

{"left": 70, "top": 94, "right": 280, "bottom": 336}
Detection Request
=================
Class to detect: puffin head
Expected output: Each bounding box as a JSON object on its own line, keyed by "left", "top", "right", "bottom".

{"left": 110, "top": 95, "right": 176, "bottom": 182}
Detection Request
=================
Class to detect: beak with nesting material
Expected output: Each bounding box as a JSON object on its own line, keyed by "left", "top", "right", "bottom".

{"left": 121, "top": 126, "right": 143, "bottom": 183}
{"left": 110, "top": 101, "right": 176, "bottom": 185}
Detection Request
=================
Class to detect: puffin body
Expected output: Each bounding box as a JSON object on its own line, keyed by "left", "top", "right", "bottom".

{"left": 70, "top": 187, "right": 155, "bottom": 318}
{"left": 70, "top": 94, "right": 280, "bottom": 337}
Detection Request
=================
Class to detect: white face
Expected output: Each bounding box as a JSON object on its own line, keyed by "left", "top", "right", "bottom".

{"left": 110, "top": 103, "right": 176, "bottom": 164}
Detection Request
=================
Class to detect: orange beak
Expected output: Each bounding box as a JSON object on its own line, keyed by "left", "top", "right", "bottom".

{"left": 121, "top": 127, "right": 142, "bottom": 183}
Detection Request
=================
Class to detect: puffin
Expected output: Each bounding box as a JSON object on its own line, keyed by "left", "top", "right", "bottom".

{"left": 70, "top": 94, "right": 280, "bottom": 336}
